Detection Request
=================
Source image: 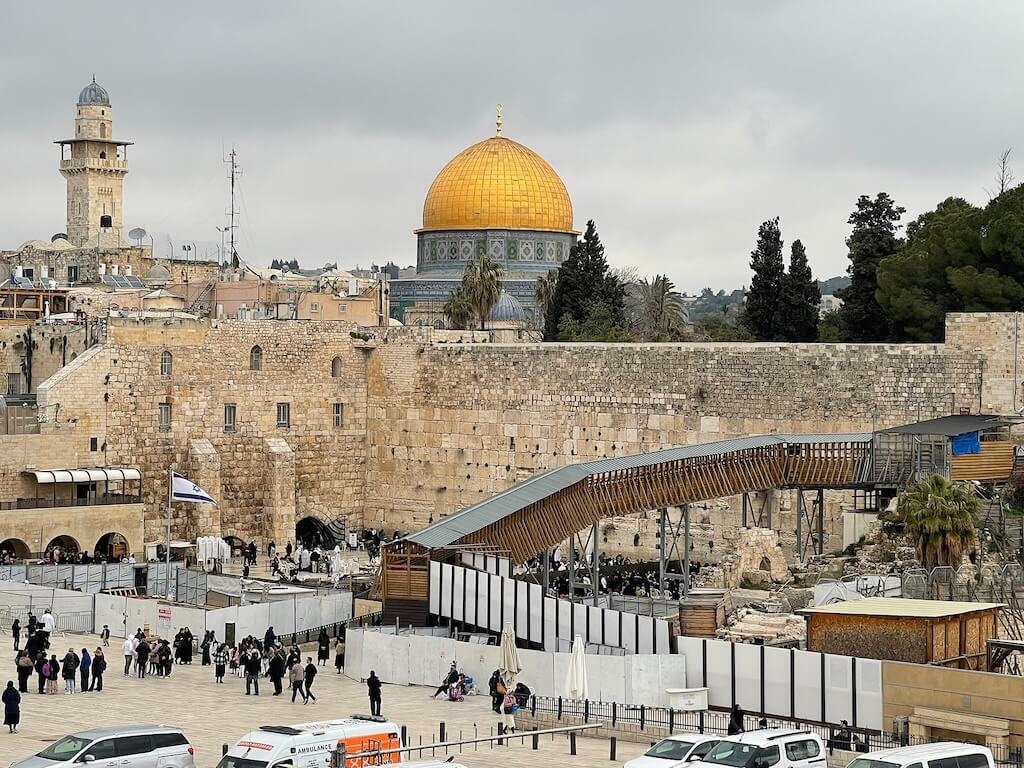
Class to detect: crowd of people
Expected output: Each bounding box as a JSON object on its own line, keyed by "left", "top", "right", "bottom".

{"left": 524, "top": 548, "right": 701, "bottom": 601}
{"left": 0, "top": 546, "right": 137, "bottom": 566}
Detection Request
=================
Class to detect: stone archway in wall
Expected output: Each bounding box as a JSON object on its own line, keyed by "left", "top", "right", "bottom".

{"left": 45, "top": 535, "right": 80, "bottom": 558}
{"left": 295, "top": 516, "right": 334, "bottom": 550}
{"left": 0, "top": 538, "right": 30, "bottom": 560}
{"left": 95, "top": 532, "right": 130, "bottom": 561}
{"left": 222, "top": 535, "right": 245, "bottom": 558}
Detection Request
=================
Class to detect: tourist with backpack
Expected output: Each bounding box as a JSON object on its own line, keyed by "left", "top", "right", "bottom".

{"left": 45, "top": 654, "right": 59, "bottom": 694}
{"left": 61, "top": 648, "right": 79, "bottom": 693}
{"left": 78, "top": 649, "right": 91, "bottom": 693}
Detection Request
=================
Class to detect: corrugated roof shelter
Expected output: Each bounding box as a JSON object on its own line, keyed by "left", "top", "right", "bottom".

{"left": 800, "top": 597, "right": 1003, "bottom": 669}
{"left": 880, "top": 414, "right": 1019, "bottom": 437}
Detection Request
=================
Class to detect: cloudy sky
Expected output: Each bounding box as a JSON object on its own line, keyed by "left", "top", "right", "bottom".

{"left": 2, "top": 2, "right": 1022, "bottom": 293}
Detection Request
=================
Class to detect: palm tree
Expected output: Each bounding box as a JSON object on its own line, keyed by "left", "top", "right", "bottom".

{"left": 895, "top": 474, "right": 979, "bottom": 568}
{"left": 443, "top": 284, "right": 474, "bottom": 330}
{"left": 461, "top": 254, "right": 502, "bottom": 330}
{"left": 628, "top": 274, "right": 689, "bottom": 341}
{"left": 535, "top": 270, "right": 558, "bottom": 328}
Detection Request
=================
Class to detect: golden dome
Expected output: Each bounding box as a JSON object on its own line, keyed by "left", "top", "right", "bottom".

{"left": 419, "top": 136, "right": 574, "bottom": 233}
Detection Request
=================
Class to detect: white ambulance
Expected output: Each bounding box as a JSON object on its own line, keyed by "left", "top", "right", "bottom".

{"left": 217, "top": 717, "right": 402, "bottom": 768}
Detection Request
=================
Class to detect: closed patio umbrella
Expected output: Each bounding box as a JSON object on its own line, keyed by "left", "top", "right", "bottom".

{"left": 564, "top": 634, "right": 589, "bottom": 700}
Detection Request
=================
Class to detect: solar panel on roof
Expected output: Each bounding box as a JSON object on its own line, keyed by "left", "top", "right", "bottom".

{"left": 123, "top": 275, "right": 144, "bottom": 288}
{"left": 100, "top": 275, "right": 116, "bottom": 286}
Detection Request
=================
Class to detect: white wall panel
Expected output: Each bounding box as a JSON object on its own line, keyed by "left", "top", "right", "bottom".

{"left": 543, "top": 598, "right": 556, "bottom": 651}
{"left": 855, "top": 659, "right": 883, "bottom": 731}
{"left": 477, "top": 570, "right": 489, "bottom": 629}
{"left": 502, "top": 577, "right": 515, "bottom": 633}
{"left": 464, "top": 569, "right": 478, "bottom": 627}
{"left": 604, "top": 610, "right": 620, "bottom": 649}
{"left": 705, "top": 638, "right": 732, "bottom": 708}
{"left": 268, "top": 598, "right": 295, "bottom": 635}
{"left": 452, "top": 567, "right": 465, "bottom": 622}
{"left": 734, "top": 643, "right": 762, "bottom": 713}
{"left": 636, "top": 615, "right": 655, "bottom": 655}
{"left": 762, "top": 646, "right": 791, "bottom": 717}
{"left": 677, "top": 636, "right": 705, "bottom": 690}
{"left": 793, "top": 650, "right": 823, "bottom": 722}
{"left": 429, "top": 560, "right": 441, "bottom": 615}
{"left": 529, "top": 584, "right": 542, "bottom": 643}
{"left": 488, "top": 574, "right": 503, "bottom": 632}
{"left": 825, "top": 654, "right": 853, "bottom": 725}
{"left": 441, "top": 563, "right": 455, "bottom": 619}
{"left": 516, "top": 580, "right": 530, "bottom": 640}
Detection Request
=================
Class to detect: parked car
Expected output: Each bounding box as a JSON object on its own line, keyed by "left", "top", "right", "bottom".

{"left": 847, "top": 743, "right": 994, "bottom": 768}
{"left": 691, "top": 729, "right": 826, "bottom": 768}
{"left": 13, "top": 725, "right": 194, "bottom": 768}
{"left": 625, "top": 733, "right": 722, "bottom": 768}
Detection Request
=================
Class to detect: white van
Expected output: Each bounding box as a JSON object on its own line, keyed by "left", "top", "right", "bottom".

{"left": 12, "top": 725, "right": 194, "bottom": 768}
{"left": 847, "top": 743, "right": 995, "bottom": 768}
{"left": 692, "top": 729, "right": 826, "bottom": 768}
{"left": 217, "top": 718, "right": 402, "bottom": 768}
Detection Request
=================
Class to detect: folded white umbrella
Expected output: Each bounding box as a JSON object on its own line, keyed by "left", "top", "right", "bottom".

{"left": 564, "top": 634, "right": 589, "bottom": 700}
{"left": 499, "top": 622, "right": 522, "bottom": 686}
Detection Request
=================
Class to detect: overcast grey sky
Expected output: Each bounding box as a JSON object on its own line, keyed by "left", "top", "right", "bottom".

{"left": 2, "top": 1, "right": 1022, "bottom": 292}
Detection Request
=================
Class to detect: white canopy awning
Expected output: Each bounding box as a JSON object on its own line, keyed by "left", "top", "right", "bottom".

{"left": 28, "top": 467, "right": 141, "bottom": 484}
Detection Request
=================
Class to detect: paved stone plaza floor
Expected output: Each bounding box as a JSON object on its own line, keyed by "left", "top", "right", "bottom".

{"left": 0, "top": 632, "right": 644, "bottom": 768}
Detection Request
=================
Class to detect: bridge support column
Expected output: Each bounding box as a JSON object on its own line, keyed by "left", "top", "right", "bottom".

{"left": 795, "top": 488, "right": 826, "bottom": 561}
{"left": 658, "top": 504, "right": 690, "bottom": 599}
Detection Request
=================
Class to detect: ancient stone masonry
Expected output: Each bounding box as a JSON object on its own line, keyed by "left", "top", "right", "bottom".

{"left": 21, "top": 311, "right": 1024, "bottom": 556}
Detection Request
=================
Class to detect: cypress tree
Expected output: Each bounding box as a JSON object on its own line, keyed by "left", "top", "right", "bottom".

{"left": 745, "top": 217, "right": 785, "bottom": 341}
{"left": 780, "top": 239, "right": 821, "bottom": 342}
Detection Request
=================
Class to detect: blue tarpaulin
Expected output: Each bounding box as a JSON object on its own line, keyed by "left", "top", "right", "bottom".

{"left": 951, "top": 432, "right": 981, "bottom": 456}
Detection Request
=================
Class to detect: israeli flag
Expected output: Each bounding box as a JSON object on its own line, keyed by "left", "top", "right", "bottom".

{"left": 171, "top": 472, "right": 218, "bottom": 505}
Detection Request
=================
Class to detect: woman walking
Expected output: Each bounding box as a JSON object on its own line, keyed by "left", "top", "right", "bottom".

{"left": 2, "top": 681, "right": 19, "bottom": 733}
{"left": 213, "top": 643, "right": 228, "bottom": 684}
{"left": 334, "top": 638, "right": 345, "bottom": 674}
{"left": 316, "top": 630, "right": 330, "bottom": 667}
{"left": 11, "top": 619, "right": 19, "bottom": 651}
{"left": 303, "top": 657, "right": 317, "bottom": 704}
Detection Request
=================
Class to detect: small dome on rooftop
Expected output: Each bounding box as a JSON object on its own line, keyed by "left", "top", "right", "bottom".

{"left": 78, "top": 77, "right": 110, "bottom": 106}
{"left": 488, "top": 290, "right": 527, "bottom": 323}
{"left": 143, "top": 264, "right": 170, "bottom": 285}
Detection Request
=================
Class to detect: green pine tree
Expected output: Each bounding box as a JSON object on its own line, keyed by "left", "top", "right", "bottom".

{"left": 545, "top": 220, "right": 626, "bottom": 341}
{"left": 779, "top": 239, "right": 820, "bottom": 342}
{"left": 837, "top": 193, "right": 904, "bottom": 341}
{"left": 744, "top": 217, "right": 785, "bottom": 341}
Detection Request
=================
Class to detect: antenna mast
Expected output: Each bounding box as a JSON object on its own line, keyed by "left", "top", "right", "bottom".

{"left": 223, "top": 147, "right": 242, "bottom": 263}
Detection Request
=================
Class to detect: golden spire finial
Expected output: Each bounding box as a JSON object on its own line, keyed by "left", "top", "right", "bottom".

{"left": 496, "top": 103, "right": 503, "bottom": 137}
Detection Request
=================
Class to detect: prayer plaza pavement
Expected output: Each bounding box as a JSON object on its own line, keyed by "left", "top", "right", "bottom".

{"left": 0, "top": 632, "right": 645, "bottom": 768}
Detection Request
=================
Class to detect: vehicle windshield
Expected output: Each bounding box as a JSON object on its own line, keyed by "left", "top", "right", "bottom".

{"left": 216, "top": 757, "right": 269, "bottom": 768}
{"left": 645, "top": 740, "right": 696, "bottom": 760}
{"left": 702, "top": 742, "right": 761, "bottom": 768}
{"left": 37, "top": 735, "right": 92, "bottom": 761}
{"left": 849, "top": 760, "right": 900, "bottom": 768}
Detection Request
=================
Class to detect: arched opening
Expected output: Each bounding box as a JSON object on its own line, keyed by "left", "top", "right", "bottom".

{"left": 759, "top": 556, "right": 772, "bottom": 572}
{"left": 160, "top": 350, "right": 173, "bottom": 378}
{"left": 45, "top": 535, "right": 80, "bottom": 561}
{"left": 295, "top": 516, "right": 335, "bottom": 550}
{"left": 99, "top": 151, "right": 106, "bottom": 160}
{"left": 222, "top": 535, "right": 245, "bottom": 558}
{"left": 331, "top": 356, "right": 343, "bottom": 378}
{"left": 100, "top": 123, "right": 107, "bottom": 138}
{"left": 249, "top": 345, "right": 262, "bottom": 371}
{"left": 0, "top": 538, "right": 30, "bottom": 561}
{"left": 99, "top": 214, "right": 112, "bottom": 229}
{"left": 95, "top": 532, "right": 129, "bottom": 562}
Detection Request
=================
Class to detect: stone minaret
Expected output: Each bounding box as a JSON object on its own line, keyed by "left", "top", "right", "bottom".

{"left": 57, "top": 78, "right": 132, "bottom": 246}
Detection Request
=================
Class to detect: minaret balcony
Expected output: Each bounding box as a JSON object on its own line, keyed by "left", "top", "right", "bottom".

{"left": 60, "top": 157, "right": 128, "bottom": 172}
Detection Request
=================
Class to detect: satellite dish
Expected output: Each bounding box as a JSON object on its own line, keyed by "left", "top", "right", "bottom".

{"left": 50, "top": 233, "right": 69, "bottom": 243}
{"left": 128, "top": 227, "right": 147, "bottom": 244}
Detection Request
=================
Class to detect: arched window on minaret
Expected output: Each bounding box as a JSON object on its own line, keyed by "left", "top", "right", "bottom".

{"left": 100, "top": 215, "right": 112, "bottom": 229}
{"left": 100, "top": 123, "right": 107, "bottom": 138}
{"left": 99, "top": 151, "right": 106, "bottom": 160}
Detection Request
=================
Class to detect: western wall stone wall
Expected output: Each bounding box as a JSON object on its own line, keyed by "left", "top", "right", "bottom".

{"left": 19, "top": 311, "right": 1024, "bottom": 562}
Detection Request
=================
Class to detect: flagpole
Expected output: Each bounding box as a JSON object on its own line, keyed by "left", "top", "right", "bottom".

{"left": 166, "top": 469, "right": 172, "bottom": 578}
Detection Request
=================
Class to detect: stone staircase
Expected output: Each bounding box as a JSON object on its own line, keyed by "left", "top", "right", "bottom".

{"left": 981, "top": 497, "right": 1024, "bottom": 553}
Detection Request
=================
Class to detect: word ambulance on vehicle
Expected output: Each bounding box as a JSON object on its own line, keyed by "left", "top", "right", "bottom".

{"left": 217, "top": 717, "right": 402, "bottom": 768}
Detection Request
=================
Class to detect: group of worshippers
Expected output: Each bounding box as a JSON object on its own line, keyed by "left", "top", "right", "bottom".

{"left": 208, "top": 626, "right": 326, "bottom": 704}
{"left": 120, "top": 626, "right": 195, "bottom": 678}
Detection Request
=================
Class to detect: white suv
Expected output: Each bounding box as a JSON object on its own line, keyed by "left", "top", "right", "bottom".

{"left": 625, "top": 733, "right": 721, "bottom": 768}
{"left": 692, "top": 729, "right": 826, "bottom": 768}
{"left": 12, "top": 725, "right": 195, "bottom": 768}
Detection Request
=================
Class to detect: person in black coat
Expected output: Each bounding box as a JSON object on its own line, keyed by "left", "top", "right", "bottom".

{"left": 728, "top": 704, "right": 745, "bottom": 735}
{"left": 367, "top": 670, "right": 382, "bottom": 717}
{"left": 316, "top": 630, "right": 330, "bottom": 666}
{"left": 269, "top": 649, "right": 286, "bottom": 696}
{"left": 303, "top": 658, "right": 317, "bottom": 703}
{"left": 11, "top": 620, "right": 19, "bottom": 651}
{"left": 2, "top": 681, "right": 19, "bottom": 732}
